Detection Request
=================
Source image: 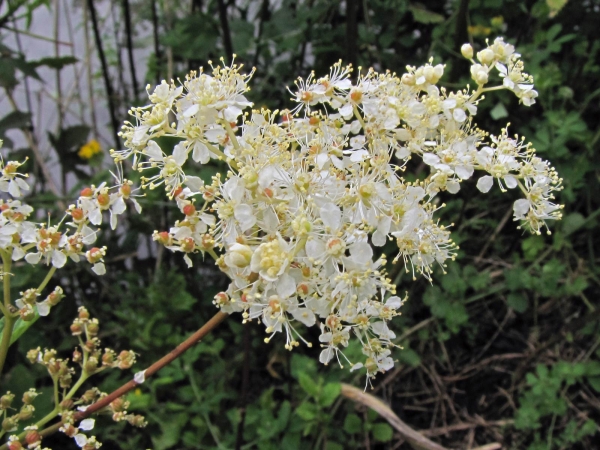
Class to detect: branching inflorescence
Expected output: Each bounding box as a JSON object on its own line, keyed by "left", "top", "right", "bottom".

{"left": 113, "top": 37, "right": 562, "bottom": 381}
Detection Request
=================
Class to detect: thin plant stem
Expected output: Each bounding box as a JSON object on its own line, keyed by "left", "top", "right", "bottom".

{"left": 0, "top": 252, "right": 13, "bottom": 378}
{"left": 0, "top": 311, "right": 229, "bottom": 448}
{"left": 122, "top": 0, "right": 139, "bottom": 100}
{"left": 87, "top": 0, "right": 121, "bottom": 150}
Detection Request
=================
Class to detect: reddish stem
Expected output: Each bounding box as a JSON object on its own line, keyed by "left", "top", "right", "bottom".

{"left": 6, "top": 311, "right": 228, "bottom": 447}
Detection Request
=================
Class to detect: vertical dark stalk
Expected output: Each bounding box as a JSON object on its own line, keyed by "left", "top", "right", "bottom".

{"left": 110, "top": 0, "right": 128, "bottom": 102}
{"left": 234, "top": 324, "right": 251, "bottom": 450}
{"left": 450, "top": 0, "right": 470, "bottom": 82}
{"left": 217, "top": 0, "right": 234, "bottom": 61}
{"left": 87, "top": 0, "right": 120, "bottom": 150}
{"left": 252, "top": 0, "right": 269, "bottom": 68}
{"left": 346, "top": 0, "right": 358, "bottom": 71}
{"left": 151, "top": 0, "right": 162, "bottom": 84}
{"left": 296, "top": 0, "right": 315, "bottom": 74}
{"left": 122, "top": 0, "right": 139, "bottom": 100}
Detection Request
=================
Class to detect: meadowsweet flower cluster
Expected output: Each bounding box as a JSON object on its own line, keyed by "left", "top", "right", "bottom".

{"left": 0, "top": 143, "right": 140, "bottom": 320}
{"left": 113, "top": 38, "right": 562, "bottom": 379}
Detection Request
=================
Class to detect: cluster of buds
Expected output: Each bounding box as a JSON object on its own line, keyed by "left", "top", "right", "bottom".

{"left": 13, "top": 308, "right": 143, "bottom": 449}
{"left": 0, "top": 389, "right": 40, "bottom": 437}
{"left": 108, "top": 397, "right": 147, "bottom": 428}
{"left": 113, "top": 39, "right": 562, "bottom": 378}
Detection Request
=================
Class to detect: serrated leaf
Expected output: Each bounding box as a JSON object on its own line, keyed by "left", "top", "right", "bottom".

{"left": 298, "top": 371, "right": 320, "bottom": 397}
{"left": 34, "top": 56, "right": 79, "bottom": 70}
{"left": 295, "top": 401, "right": 318, "bottom": 421}
{"left": 507, "top": 292, "right": 529, "bottom": 313}
{"left": 408, "top": 4, "right": 444, "bottom": 24}
{"left": 372, "top": 423, "right": 393, "bottom": 442}
{"left": 343, "top": 414, "right": 362, "bottom": 434}
{"left": 319, "top": 382, "right": 341, "bottom": 407}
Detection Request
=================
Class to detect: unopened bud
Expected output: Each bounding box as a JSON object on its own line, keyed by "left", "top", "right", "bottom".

{"left": 81, "top": 389, "right": 98, "bottom": 403}
{"left": 59, "top": 398, "right": 74, "bottom": 411}
{"left": 24, "top": 429, "right": 41, "bottom": 447}
{"left": 80, "top": 187, "right": 93, "bottom": 197}
{"left": 78, "top": 307, "right": 90, "bottom": 320}
{"left": 461, "top": 43, "right": 473, "bottom": 59}
{"left": 110, "top": 397, "right": 127, "bottom": 412}
{"left": 18, "top": 405, "right": 35, "bottom": 421}
{"left": 127, "top": 414, "right": 147, "bottom": 427}
{"left": 71, "top": 323, "right": 83, "bottom": 336}
{"left": 22, "top": 389, "right": 38, "bottom": 405}
{"left": 7, "top": 439, "right": 23, "bottom": 450}
{"left": 87, "top": 321, "right": 99, "bottom": 336}
{"left": 1, "top": 392, "right": 15, "bottom": 409}
{"left": 117, "top": 350, "right": 136, "bottom": 370}
{"left": 182, "top": 204, "right": 196, "bottom": 216}
{"left": 19, "top": 306, "right": 35, "bottom": 321}
{"left": 46, "top": 287, "right": 64, "bottom": 306}
{"left": 26, "top": 348, "right": 41, "bottom": 364}
{"left": 61, "top": 423, "right": 78, "bottom": 437}
{"left": 2, "top": 416, "right": 18, "bottom": 432}
{"left": 477, "top": 48, "right": 495, "bottom": 65}
{"left": 84, "top": 357, "right": 98, "bottom": 374}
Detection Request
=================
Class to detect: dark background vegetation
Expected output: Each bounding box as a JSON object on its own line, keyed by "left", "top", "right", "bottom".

{"left": 1, "top": 0, "right": 600, "bottom": 448}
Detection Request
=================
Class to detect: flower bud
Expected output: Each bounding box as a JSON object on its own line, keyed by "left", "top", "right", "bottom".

{"left": 46, "top": 287, "right": 64, "bottom": 306}
{"left": 59, "top": 398, "right": 74, "bottom": 411}
{"left": 182, "top": 203, "right": 196, "bottom": 216}
{"left": 213, "top": 292, "right": 229, "bottom": 308}
{"left": 127, "top": 414, "right": 147, "bottom": 427}
{"left": 225, "top": 243, "right": 253, "bottom": 268}
{"left": 24, "top": 429, "right": 41, "bottom": 447}
{"left": 73, "top": 348, "right": 82, "bottom": 363}
{"left": 19, "top": 305, "right": 35, "bottom": 322}
{"left": 102, "top": 350, "right": 115, "bottom": 366}
{"left": 84, "top": 357, "right": 98, "bottom": 374}
{"left": 80, "top": 187, "right": 93, "bottom": 197}
{"left": 7, "top": 440, "right": 23, "bottom": 450}
{"left": 22, "top": 389, "right": 38, "bottom": 405}
{"left": 80, "top": 390, "right": 96, "bottom": 404}
{"left": 78, "top": 307, "right": 90, "bottom": 321}
{"left": 153, "top": 231, "right": 173, "bottom": 246}
{"left": 110, "top": 397, "right": 128, "bottom": 412}
{"left": 87, "top": 321, "right": 99, "bottom": 337}
{"left": 401, "top": 73, "right": 415, "bottom": 85}
{"left": 71, "top": 322, "right": 83, "bottom": 336}
{"left": 2, "top": 416, "right": 18, "bottom": 432}
{"left": 18, "top": 405, "right": 35, "bottom": 421}
{"left": 61, "top": 423, "right": 78, "bottom": 437}
{"left": 1, "top": 392, "right": 15, "bottom": 409}
{"left": 461, "top": 43, "right": 473, "bottom": 59}
{"left": 477, "top": 48, "right": 495, "bottom": 65}
{"left": 117, "top": 350, "right": 136, "bottom": 370}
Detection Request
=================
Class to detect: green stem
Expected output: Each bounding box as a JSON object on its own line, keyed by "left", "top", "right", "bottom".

{"left": 203, "top": 140, "right": 239, "bottom": 171}
{"left": 220, "top": 119, "right": 241, "bottom": 152}
{"left": 0, "top": 253, "right": 13, "bottom": 378}
{"left": 0, "top": 316, "right": 15, "bottom": 380}
{"left": 37, "top": 266, "right": 57, "bottom": 294}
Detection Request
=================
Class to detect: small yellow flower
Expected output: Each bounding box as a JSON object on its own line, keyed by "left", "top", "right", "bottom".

{"left": 468, "top": 24, "right": 492, "bottom": 38}
{"left": 78, "top": 139, "right": 102, "bottom": 160}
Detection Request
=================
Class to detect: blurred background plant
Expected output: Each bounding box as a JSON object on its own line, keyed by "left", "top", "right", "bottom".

{"left": 0, "top": 0, "right": 598, "bottom": 448}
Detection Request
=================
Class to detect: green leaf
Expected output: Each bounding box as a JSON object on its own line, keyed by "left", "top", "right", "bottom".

{"left": 319, "top": 382, "right": 341, "bottom": 407}
{"left": 490, "top": 102, "right": 509, "bottom": 120}
{"left": 298, "top": 371, "right": 320, "bottom": 398}
{"left": 408, "top": 4, "right": 445, "bottom": 24}
{"left": 295, "top": 401, "right": 318, "bottom": 421}
{"left": 0, "top": 111, "right": 32, "bottom": 133}
{"left": 507, "top": 292, "right": 529, "bottom": 313}
{"left": 343, "top": 414, "right": 362, "bottom": 434}
{"left": 372, "top": 423, "right": 394, "bottom": 442}
{"left": 33, "top": 56, "right": 79, "bottom": 70}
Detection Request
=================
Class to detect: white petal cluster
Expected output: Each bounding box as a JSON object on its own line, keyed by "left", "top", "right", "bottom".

{"left": 0, "top": 140, "right": 141, "bottom": 319}
{"left": 114, "top": 41, "right": 562, "bottom": 379}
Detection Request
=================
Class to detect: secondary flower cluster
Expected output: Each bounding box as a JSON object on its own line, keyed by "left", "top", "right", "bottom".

{"left": 5, "top": 307, "right": 145, "bottom": 450}
{"left": 114, "top": 38, "right": 562, "bottom": 378}
{"left": 0, "top": 144, "right": 141, "bottom": 320}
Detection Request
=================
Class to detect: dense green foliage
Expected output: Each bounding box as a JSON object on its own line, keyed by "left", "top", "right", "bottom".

{"left": 1, "top": 0, "right": 599, "bottom": 448}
